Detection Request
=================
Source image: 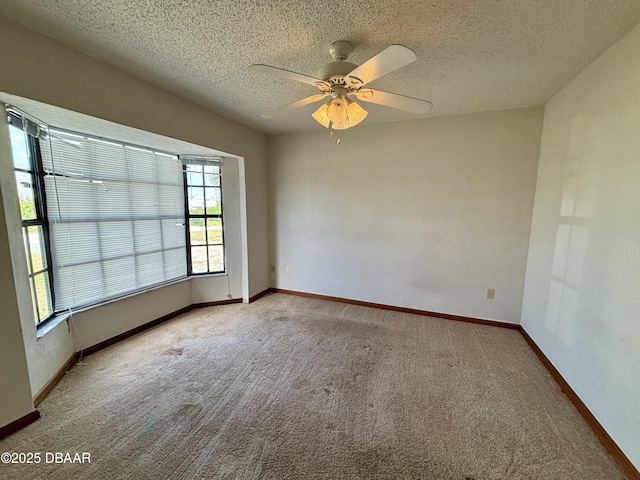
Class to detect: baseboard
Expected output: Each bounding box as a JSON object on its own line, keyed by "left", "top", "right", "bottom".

{"left": 0, "top": 410, "right": 40, "bottom": 440}
{"left": 81, "top": 305, "right": 194, "bottom": 357}
{"left": 193, "top": 298, "right": 242, "bottom": 308}
{"left": 519, "top": 326, "right": 639, "bottom": 480}
{"left": 270, "top": 288, "right": 520, "bottom": 330}
{"left": 249, "top": 288, "right": 271, "bottom": 303}
{"left": 33, "top": 353, "right": 79, "bottom": 407}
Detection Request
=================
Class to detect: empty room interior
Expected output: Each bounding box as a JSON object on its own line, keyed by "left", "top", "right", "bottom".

{"left": 0, "top": 1, "right": 639, "bottom": 478}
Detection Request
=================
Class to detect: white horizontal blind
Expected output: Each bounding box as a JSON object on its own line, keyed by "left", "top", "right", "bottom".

{"left": 41, "top": 130, "right": 186, "bottom": 311}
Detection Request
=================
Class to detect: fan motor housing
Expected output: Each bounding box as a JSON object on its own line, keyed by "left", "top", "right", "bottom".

{"left": 317, "top": 61, "right": 358, "bottom": 82}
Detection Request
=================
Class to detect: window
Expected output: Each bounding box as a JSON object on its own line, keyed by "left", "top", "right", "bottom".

{"left": 39, "top": 128, "right": 188, "bottom": 311}
{"left": 183, "top": 161, "right": 225, "bottom": 274}
{"left": 8, "top": 114, "right": 54, "bottom": 324}
{"left": 6, "top": 109, "right": 226, "bottom": 322}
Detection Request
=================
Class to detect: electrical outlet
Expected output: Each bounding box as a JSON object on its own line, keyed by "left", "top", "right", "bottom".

{"left": 487, "top": 288, "right": 495, "bottom": 300}
{"left": 286, "top": 264, "right": 291, "bottom": 272}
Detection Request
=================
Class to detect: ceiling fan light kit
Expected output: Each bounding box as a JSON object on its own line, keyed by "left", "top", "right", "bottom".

{"left": 312, "top": 95, "right": 368, "bottom": 130}
{"left": 249, "top": 40, "right": 432, "bottom": 131}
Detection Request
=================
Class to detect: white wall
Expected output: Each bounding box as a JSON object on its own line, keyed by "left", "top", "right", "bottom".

{"left": 71, "top": 281, "right": 191, "bottom": 352}
{"left": 0, "top": 142, "right": 36, "bottom": 426}
{"left": 521, "top": 23, "right": 640, "bottom": 469}
{"left": 0, "top": 12, "right": 269, "bottom": 421}
{"left": 269, "top": 107, "right": 544, "bottom": 323}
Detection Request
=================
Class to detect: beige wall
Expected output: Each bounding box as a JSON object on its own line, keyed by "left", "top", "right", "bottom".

{"left": 269, "top": 106, "right": 544, "bottom": 323}
{"left": 0, "top": 139, "right": 35, "bottom": 426}
{"left": 0, "top": 13, "right": 269, "bottom": 428}
{"left": 521, "top": 22, "right": 640, "bottom": 469}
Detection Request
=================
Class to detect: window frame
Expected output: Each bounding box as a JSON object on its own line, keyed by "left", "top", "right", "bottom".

{"left": 8, "top": 113, "right": 55, "bottom": 326}
{"left": 182, "top": 160, "right": 225, "bottom": 275}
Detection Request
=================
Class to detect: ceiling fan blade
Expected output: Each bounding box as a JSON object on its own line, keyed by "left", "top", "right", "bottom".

{"left": 344, "top": 45, "right": 417, "bottom": 88}
{"left": 249, "top": 64, "right": 329, "bottom": 88}
{"left": 355, "top": 89, "right": 433, "bottom": 114}
{"left": 261, "top": 93, "right": 329, "bottom": 119}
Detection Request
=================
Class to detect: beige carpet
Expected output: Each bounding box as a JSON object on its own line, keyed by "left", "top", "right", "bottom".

{"left": 0, "top": 293, "right": 626, "bottom": 479}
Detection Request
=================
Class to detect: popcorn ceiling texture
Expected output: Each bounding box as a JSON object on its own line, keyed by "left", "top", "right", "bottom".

{"left": 1, "top": 0, "right": 640, "bottom": 134}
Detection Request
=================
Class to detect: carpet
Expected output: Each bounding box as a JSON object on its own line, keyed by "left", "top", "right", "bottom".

{"left": 0, "top": 293, "right": 626, "bottom": 479}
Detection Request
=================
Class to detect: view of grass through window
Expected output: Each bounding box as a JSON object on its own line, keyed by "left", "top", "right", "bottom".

{"left": 184, "top": 163, "right": 224, "bottom": 274}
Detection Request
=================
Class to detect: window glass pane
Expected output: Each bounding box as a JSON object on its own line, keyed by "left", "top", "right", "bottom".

{"left": 204, "top": 167, "right": 220, "bottom": 186}
{"left": 137, "top": 251, "right": 164, "bottom": 288}
{"left": 208, "top": 245, "right": 224, "bottom": 272}
{"left": 189, "top": 218, "right": 206, "bottom": 245}
{"left": 103, "top": 257, "right": 136, "bottom": 297}
{"left": 205, "top": 187, "right": 221, "bottom": 214}
{"left": 22, "top": 228, "right": 32, "bottom": 274}
{"left": 191, "top": 246, "right": 208, "bottom": 273}
{"left": 133, "top": 219, "right": 162, "bottom": 255}
{"left": 186, "top": 164, "right": 202, "bottom": 173}
{"left": 27, "top": 225, "right": 46, "bottom": 271}
{"left": 9, "top": 125, "right": 31, "bottom": 170}
{"left": 15, "top": 171, "right": 37, "bottom": 220}
{"left": 33, "top": 272, "right": 52, "bottom": 320}
{"left": 206, "top": 217, "right": 223, "bottom": 244}
{"left": 188, "top": 187, "right": 204, "bottom": 214}
{"left": 187, "top": 171, "right": 203, "bottom": 186}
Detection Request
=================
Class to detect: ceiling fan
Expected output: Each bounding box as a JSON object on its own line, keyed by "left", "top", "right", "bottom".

{"left": 249, "top": 41, "right": 433, "bottom": 130}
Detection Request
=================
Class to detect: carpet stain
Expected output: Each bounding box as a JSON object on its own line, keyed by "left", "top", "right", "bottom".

{"left": 166, "top": 345, "right": 184, "bottom": 356}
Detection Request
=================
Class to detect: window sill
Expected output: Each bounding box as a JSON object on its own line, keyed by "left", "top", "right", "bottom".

{"left": 36, "top": 276, "right": 193, "bottom": 338}
{"left": 189, "top": 271, "right": 227, "bottom": 278}
{"left": 36, "top": 311, "right": 72, "bottom": 339}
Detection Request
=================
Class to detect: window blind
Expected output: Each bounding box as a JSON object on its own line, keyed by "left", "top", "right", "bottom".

{"left": 41, "top": 129, "right": 187, "bottom": 311}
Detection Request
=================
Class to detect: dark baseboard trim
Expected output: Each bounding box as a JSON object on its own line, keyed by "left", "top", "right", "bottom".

{"left": 0, "top": 410, "right": 40, "bottom": 440}
{"left": 33, "top": 353, "right": 79, "bottom": 407}
{"left": 81, "top": 305, "right": 193, "bottom": 357}
{"left": 270, "top": 288, "right": 520, "bottom": 330}
{"left": 249, "top": 288, "right": 271, "bottom": 303}
{"left": 519, "top": 326, "right": 639, "bottom": 480}
{"left": 193, "top": 298, "right": 242, "bottom": 308}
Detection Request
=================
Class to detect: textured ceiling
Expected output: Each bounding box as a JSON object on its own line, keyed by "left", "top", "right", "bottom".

{"left": 1, "top": 1, "right": 640, "bottom": 135}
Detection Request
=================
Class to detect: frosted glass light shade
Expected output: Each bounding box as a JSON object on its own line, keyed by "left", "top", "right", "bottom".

{"left": 311, "top": 103, "right": 330, "bottom": 128}
{"left": 311, "top": 96, "right": 368, "bottom": 130}
{"left": 327, "top": 97, "right": 349, "bottom": 125}
{"left": 347, "top": 100, "right": 367, "bottom": 126}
